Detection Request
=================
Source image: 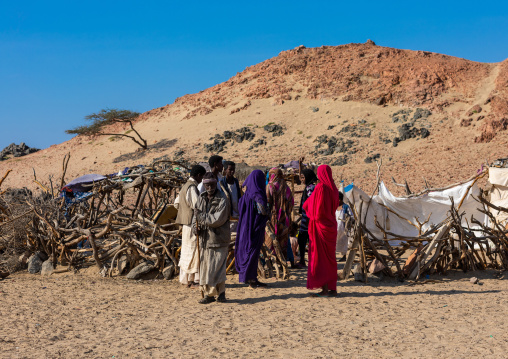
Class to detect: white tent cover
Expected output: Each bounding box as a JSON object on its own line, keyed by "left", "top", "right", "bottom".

{"left": 488, "top": 167, "right": 508, "bottom": 226}
{"left": 345, "top": 180, "right": 486, "bottom": 241}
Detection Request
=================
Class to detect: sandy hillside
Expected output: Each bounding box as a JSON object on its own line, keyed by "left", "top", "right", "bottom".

{"left": 1, "top": 266, "right": 507, "bottom": 358}
{"left": 1, "top": 41, "right": 508, "bottom": 193}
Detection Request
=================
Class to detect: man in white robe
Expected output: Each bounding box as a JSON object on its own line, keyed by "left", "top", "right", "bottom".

{"left": 175, "top": 165, "right": 206, "bottom": 287}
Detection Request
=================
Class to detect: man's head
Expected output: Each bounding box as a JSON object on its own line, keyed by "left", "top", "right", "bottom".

{"left": 190, "top": 165, "right": 206, "bottom": 184}
{"left": 338, "top": 191, "right": 344, "bottom": 206}
{"left": 208, "top": 155, "right": 223, "bottom": 175}
{"left": 224, "top": 161, "right": 236, "bottom": 180}
{"left": 202, "top": 172, "right": 218, "bottom": 197}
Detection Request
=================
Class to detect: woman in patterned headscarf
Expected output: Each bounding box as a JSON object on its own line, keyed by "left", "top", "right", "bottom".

{"left": 265, "top": 168, "right": 294, "bottom": 265}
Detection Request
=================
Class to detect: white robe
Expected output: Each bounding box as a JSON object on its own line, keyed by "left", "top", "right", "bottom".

{"left": 175, "top": 179, "right": 200, "bottom": 284}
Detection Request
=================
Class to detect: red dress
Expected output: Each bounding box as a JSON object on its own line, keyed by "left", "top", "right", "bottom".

{"left": 303, "top": 165, "right": 340, "bottom": 290}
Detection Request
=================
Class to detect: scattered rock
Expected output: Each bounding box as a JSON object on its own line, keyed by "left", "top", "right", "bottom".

{"left": 248, "top": 138, "right": 267, "bottom": 150}
{"left": 466, "top": 105, "right": 482, "bottom": 117}
{"left": 474, "top": 117, "right": 508, "bottom": 143}
{"left": 41, "top": 260, "right": 54, "bottom": 276}
{"left": 369, "top": 259, "right": 386, "bottom": 274}
{"left": 314, "top": 135, "right": 357, "bottom": 155}
{"left": 126, "top": 262, "right": 154, "bottom": 280}
{"left": 364, "top": 153, "right": 380, "bottom": 163}
{"left": 163, "top": 264, "right": 176, "bottom": 280}
{"left": 310, "top": 107, "right": 319, "bottom": 112}
{"left": 327, "top": 125, "right": 335, "bottom": 130}
{"left": 203, "top": 127, "right": 256, "bottom": 153}
{"left": 393, "top": 124, "right": 430, "bottom": 146}
{"left": 339, "top": 124, "right": 371, "bottom": 138}
{"left": 373, "top": 96, "right": 386, "bottom": 106}
{"left": 460, "top": 118, "right": 473, "bottom": 127}
{"left": 263, "top": 124, "right": 284, "bottom": 137}
{"left": 174, "top": 150, "right": 185, "bottom": 158}
{"left": 329, "top": 156, "right": 349, "bottom": 166}
{"left": 366, "top": 273, "right": 383, "bottom": 282}
{"left": 391, "top": 109, "right": 413, "bottom": 118}
{"left": 204, "top": 139, "right": 227, "bottom": 153}
{"left": 27, "top": 253, "right": 44, "bottom": 274}
{"left": 0, "top": 142, "right": 40, "bottom": 161}
{"left": 413, "top": 108, "right": 432, "bottom": 120}
{"left": 470, "top": 277, "right": 479, "bottom": 284}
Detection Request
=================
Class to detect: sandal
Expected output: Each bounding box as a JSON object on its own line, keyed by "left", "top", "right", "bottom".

{"left": 327, "top": 290, "right": 337, "bottom": 297}
{"left": 217, "top": 293, "right": 227, "bottom": 303}
{"left": 310, "top": 293, "right": 326, "bottom": 298}
{"left": 199, "top": 296, "right": 216, "bottom": 304}
{"left": 255, "top": 280, "right": 268, "bottom": 287}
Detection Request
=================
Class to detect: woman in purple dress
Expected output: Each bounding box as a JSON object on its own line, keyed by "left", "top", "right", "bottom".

{"left": 235, "top": 170, "right": 269, "bottom": 288}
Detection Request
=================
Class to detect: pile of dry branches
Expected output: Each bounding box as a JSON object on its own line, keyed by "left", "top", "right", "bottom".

{"left": 0, "top": 161, "right": 195, "bottom": 279}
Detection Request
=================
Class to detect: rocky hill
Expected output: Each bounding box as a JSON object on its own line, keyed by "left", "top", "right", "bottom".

{"left": 1, "top": 41, "right": 507, "bottom": 194}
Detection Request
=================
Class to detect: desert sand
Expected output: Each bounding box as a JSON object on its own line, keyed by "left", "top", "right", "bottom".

{"left": 1, "top": 266, "right": 507, "bottom": 358}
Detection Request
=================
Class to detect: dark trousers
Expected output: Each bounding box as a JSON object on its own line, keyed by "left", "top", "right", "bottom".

{"left": 298, "top": 230, "right": 309, "bottom": 264}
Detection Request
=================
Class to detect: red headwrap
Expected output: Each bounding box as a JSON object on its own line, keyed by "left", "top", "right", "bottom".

{"left": 303, "top": 164, "right": 340, "bottom": 290}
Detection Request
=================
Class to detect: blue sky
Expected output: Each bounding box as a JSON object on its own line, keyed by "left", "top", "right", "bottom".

{"left": 1, "top": 1, "right": 507, "bottom": 150}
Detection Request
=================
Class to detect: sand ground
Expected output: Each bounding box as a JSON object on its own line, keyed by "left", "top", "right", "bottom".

{"left": 1, "top": 266, "right": 507, "bottom": 359}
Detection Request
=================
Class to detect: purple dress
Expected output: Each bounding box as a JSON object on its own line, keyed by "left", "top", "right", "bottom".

{"left": 235, "top": 170, "right": 269, "bottom": 283}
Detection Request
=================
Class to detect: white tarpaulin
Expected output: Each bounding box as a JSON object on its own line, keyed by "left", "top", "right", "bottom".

{"left": 345, "top": 180, "right": 486, "bottom": 241}
{"left": 489, "top": 167, "right": 508, "bottom": 187}
{"left": 488, "top": 167, "right": 508, "bottom": 226}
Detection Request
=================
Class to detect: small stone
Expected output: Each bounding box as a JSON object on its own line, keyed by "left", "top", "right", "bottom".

{"left": 470, "top": 277, "right": 479, "bottom": 284}
{"left": 40, "top": 260, "right": 54, "bottom": 276}
{"left": 373, "top": 96, "right": 386, "bottom": 106}
{"left": 27, "top": 254, "right": 43, "bottom": 274}
{"left": 366, "top": 273, "right": 383, "bottom": 282}
{"left": 126, "top": 262, "right": 154, "bottom": 280}
{"left": 163, "top": 264, "right": 176, "bottom": 280}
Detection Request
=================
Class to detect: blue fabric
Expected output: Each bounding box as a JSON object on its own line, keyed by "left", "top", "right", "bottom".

{"left": 235, "top": 170, "right": 269, "bottom": 283}
{"left": 61, "top": 190, "right": 94, "bottom": 217}
{"left": 344, "top": 183, "right": 354, "bottom": 192}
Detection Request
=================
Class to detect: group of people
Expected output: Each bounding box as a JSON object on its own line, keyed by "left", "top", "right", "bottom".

{"left": 175, "top": 155, "right": 348, "bottom": 304}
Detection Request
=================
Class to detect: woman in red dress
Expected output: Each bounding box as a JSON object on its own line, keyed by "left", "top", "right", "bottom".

{"left": 303, "top": 164, "right": 340, "bottom": 297}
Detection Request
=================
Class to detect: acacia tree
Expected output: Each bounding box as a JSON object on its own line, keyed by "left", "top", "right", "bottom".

{"left": 66, "top": 109, "right": 147, "bottom": 150}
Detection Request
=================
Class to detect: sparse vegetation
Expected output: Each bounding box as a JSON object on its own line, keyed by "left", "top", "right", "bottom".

{"left": 66, "top": 109, "right": 147, "bottom": 150}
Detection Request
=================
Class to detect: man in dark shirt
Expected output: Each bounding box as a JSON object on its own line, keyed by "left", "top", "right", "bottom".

{"left": 298, "top": 169, "right": 318, "bottom": 268}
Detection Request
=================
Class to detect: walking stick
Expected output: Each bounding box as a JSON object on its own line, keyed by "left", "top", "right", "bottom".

{"left": 195, "top": 215, "right": 204, "bottom": 298}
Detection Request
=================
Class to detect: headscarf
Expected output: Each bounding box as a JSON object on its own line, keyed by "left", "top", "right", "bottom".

{"left": 303, "top": 164, "right": 340, "bottom": 226}
{"left": 268, "top": 167, "right": 283, "bottom": 185}
{"left": 303, "top": 164, "right": 340, "bottom": 290}
{"left": 317, "top": 165, "right": 339, "bottom": 199}
{"left": 236, "top": 170, "right": 270, "bottom": 282}
{"left": 302, "top": 169, "right": 318, "bottom": 186}
{"left": 241, "top": 170, "right": 267, "bottom": 206}
{"left": 202, "top": 172, "right": 217, "bottom": 184}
